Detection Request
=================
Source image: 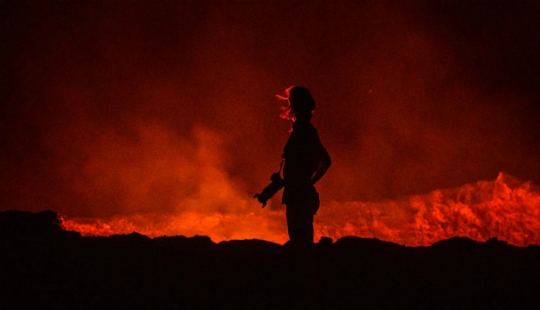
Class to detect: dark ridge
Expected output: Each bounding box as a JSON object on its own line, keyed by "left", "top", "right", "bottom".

{"left": 0, "top": 210, "right": 62, "bottom": 237}
{"left": 0, "top": 209, "right": 81, "bottom": 240}
{"left": 1, "top": 210, "right": 539, "bottom": 309}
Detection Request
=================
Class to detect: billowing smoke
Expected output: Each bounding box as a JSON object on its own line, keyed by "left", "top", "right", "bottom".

{"left": 2, "top": 1, "right": 540, "bottom": 244}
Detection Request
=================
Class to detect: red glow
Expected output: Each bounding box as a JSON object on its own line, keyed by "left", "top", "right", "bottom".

{"left": 62, "top": 172, "right": 540, "bottom": 247}
{"left": 4, "top": 1, "right": 540, "bottom": 252}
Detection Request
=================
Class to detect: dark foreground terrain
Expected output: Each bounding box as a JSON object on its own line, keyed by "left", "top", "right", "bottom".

{"left": 1, "top": 210, "right": 539, "bottom": 309}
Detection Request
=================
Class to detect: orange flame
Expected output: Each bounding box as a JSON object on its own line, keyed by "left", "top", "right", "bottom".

{"left": 315, "top": 172, "right": 540, "bottom": 246}
{"left": 61, "top": 172, "right": 540, "bottom": 247}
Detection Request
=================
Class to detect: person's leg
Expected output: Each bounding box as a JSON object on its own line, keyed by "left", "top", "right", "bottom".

{"left": 286, "top": 205, "right": 314, "bottom": 248}
{"left": 286, "top": 206, "right": 299, "bottom": 244}
{"left": 297, "top": 212, "right": 314, "bottom": 246}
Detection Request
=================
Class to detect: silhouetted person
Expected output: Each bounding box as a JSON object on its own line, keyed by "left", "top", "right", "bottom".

{"left": 255, "top": 86, "right": 331, "bottom": 250}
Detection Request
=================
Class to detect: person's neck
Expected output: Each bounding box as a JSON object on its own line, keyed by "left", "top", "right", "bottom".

{"left": 294, "top": 114, "right": 312, "bottom": 122}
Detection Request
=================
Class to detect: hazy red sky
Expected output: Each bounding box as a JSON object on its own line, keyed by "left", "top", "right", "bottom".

{"left": 2, "top": 0, "right": 540, "bottom": 218}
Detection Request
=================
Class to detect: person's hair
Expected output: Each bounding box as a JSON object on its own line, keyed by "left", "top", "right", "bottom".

{"left": 277, "top": 86, "right": 316, "bottom": 121}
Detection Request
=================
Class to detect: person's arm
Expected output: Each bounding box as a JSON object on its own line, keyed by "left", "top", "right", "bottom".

{"left": 311, "top": 147, "right": 331, "bottom": 185}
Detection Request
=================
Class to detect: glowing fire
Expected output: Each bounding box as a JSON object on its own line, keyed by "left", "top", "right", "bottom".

{"left": 61, "top": 172, "right": 540, "bottom": 247}
{"left": 62, "top": 211, "right": 289, "bottom": 243}
{"left": 315, "top": 172, "right": 540, "bottom": 246}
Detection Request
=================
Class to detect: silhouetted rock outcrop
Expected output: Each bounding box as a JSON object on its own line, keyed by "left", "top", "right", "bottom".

{"left": 1, "top": 210, "right": 539, "bottom": 309}
{"left": 0, "top": 210, "right": 71, "bottom": 238}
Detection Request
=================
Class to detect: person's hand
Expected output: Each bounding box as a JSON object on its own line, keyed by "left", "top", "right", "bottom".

{"left": 253, "top": 193, "right": 267, "bottom": 208}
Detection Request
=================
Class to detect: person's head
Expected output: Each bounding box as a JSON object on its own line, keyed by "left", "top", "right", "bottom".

{"left": 278, "top": 86, "right": 316, "bottom": 121}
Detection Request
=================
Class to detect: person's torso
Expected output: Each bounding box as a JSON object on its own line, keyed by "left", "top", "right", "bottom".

{"left": 282, "top": 120, "right": 322, "bottom": 186}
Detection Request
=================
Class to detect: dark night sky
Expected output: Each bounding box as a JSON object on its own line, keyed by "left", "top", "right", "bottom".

{"left": 2, "top": 0, "right": 540, "bottom": 219}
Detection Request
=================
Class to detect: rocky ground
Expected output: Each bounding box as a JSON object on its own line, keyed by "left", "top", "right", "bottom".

{"left": 1, "top": 210, "right": 539, "bottom": 309}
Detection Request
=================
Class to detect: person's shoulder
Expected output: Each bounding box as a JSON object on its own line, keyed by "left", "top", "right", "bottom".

{"left": 306, "top": 121, "right": 318, "bottom": 134}
{"left": 293, "top": 121, "right": 317, "bottom": 136}
{"left": 305, "top": 123, "right": 320, "bottom": 142}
